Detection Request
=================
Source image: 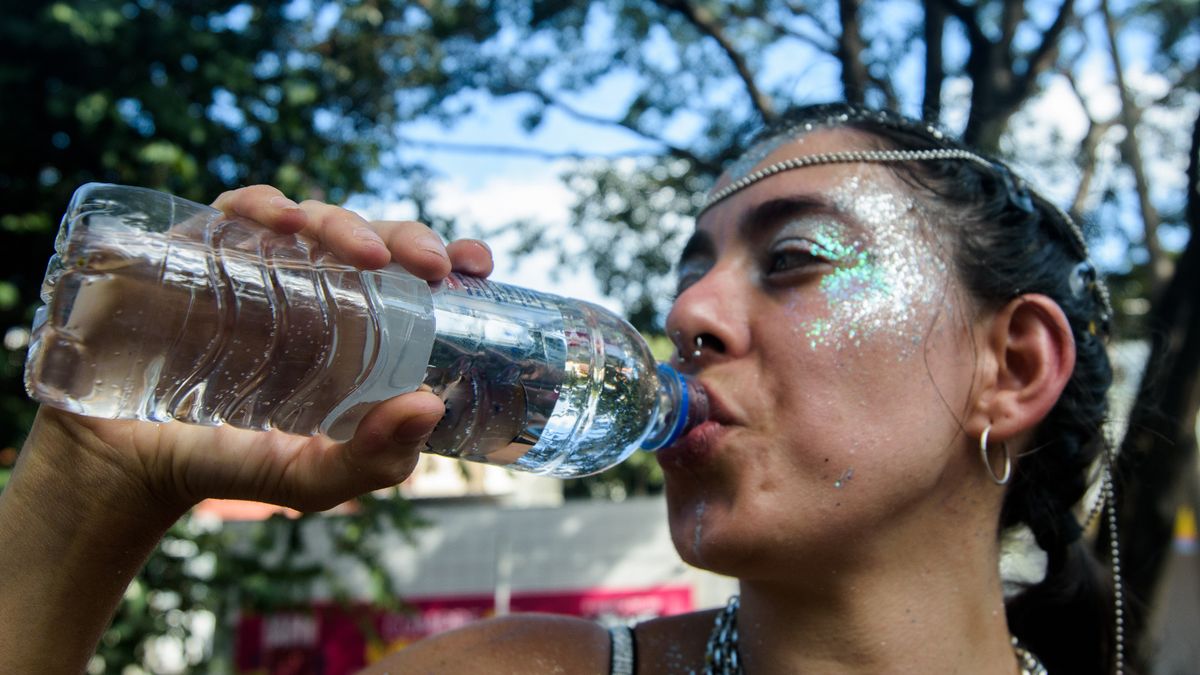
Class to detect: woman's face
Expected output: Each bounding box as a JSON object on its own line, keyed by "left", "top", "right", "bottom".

{"left": 660, "top": 128, "right": 988, "bottom": 577}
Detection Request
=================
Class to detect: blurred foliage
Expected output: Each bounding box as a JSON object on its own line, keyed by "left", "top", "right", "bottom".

{"left": 0, "top": 0, "right": 547, "bottom": 453}
{"left": 0, "top": 0, "right": 499, "bottom": 670}
{"left": 90, "top": 492, "right": 423, "bottom": 673}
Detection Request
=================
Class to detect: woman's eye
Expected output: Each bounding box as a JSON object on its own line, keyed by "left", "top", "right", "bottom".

{"left": 767, "top": 241, "right": 827, "bottom": 275}
{"left": 675, "top": 260, "right": 711, "bottom": 296}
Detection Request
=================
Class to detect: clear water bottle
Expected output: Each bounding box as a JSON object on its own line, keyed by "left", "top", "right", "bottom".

{"left": 24, "top": 184, "right": 707, "bottom": 477}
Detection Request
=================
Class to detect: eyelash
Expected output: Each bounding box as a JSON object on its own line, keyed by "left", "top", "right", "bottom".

{"left": 674, "top": 264, "right": 709, "bottom": 298}
{"left": 766, "top": 239, "right": 828, "bottom": 277}
{"left": 672, "top": 239, "right": 833, "bottom": 298}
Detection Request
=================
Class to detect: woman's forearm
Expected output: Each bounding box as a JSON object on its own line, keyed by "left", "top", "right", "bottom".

{"left": 0, "top": 415, "right": 185, "bottom": 673}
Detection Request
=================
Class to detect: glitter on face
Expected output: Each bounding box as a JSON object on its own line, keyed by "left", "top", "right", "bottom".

{"left": 692, "top": 500, "right": 707, "bottom": 563}
{"left": 797, "top": 173, "right": 947, "bottom": 356}
{"left": 723, "top": 131, "right": 805, "bottom": 185}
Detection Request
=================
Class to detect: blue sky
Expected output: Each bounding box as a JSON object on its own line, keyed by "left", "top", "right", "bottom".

{"left": 343, "top": 0, "right": 1195, "bottom": 304}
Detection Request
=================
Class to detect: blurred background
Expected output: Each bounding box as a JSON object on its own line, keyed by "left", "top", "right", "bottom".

{"left": 0, "top": 0, "right": 1197, "bottom": 672}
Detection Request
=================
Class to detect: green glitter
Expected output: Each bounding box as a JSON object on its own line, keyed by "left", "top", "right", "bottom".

{"left": 804, "top": 222, "right": 892, "bottom": 348}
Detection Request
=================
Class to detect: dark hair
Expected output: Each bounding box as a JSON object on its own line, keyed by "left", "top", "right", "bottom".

{"left": 755, "top": 103, "right": 1116, "bottom": 674}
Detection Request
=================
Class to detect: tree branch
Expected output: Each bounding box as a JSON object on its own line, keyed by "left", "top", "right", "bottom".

{"left": 759, "top": 16, "right": 838, "bottom": 54}
{"left": 837, "top": 0, "right": 871, "bottom": 105}
{"left": 522, "top": 86, "right": 713, "bottom": 169}
{"left": 653, "top": 0, "right": 776, "bottom": 123}
{"left": 1012, "top": 0, "right": 1076, "bottom": 104}
{"left": 784, "top": 1, "right": 838, "bottom": 42}
{"left": 933, "top": 0, "right": 989, "bottom": 49}
{"left": 1101, "top": 0, "right": 1167, "bottom": 289}
{"left": 1063, "top": 70, "right": 1116, "bottom": 220}
{"left": 1000, "top": 0, "right": 1024, "bottom": 57}
{"left": 922, "top": 0, "right": 947, "bottom": 121}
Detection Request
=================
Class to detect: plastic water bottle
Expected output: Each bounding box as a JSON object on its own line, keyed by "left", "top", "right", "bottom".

{"left": 24, "top": 184, "right": 707, "bottom": 477}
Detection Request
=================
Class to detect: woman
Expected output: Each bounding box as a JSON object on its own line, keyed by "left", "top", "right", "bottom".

{"left": 0, "top": 103, "right": 1117, "bottom": 673}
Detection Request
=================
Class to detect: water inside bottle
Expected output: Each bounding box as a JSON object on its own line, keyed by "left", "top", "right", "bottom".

{"left": 26, "top": 218, "right": 425, "bottom": 436}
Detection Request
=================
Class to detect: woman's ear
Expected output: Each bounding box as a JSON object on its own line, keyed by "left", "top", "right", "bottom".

{"left": 967, "top": 295, "right": 1076, "bottom": 444}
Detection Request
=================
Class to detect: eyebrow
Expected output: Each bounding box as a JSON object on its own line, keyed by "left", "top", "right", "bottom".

{"left": 736, "top": 195, "right": 843, "bottom": 240}
{"left": 677, "top": 194, "right": 847, "bottom": 267}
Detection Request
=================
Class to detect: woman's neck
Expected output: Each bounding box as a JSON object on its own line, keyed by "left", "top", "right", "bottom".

{"left": 734, "top": 523, "right": 1018, "bottom": 673}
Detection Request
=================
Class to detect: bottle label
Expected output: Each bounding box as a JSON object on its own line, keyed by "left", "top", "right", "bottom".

{"left": 444, "top": 273, "right": 560, "bottom": 311}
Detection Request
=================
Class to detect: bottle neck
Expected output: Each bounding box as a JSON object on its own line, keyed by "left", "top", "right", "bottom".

{"left": 641, "top": 364, "right": 709, "bottom": 450}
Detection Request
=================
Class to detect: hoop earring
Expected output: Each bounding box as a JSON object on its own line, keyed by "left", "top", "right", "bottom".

{"left": 979, "top": 425, "right": 1012, "bottom": 486}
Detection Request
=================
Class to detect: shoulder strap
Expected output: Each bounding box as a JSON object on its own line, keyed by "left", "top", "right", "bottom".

{"left": 608, "top": 624, "right": 635, "bottom": 675}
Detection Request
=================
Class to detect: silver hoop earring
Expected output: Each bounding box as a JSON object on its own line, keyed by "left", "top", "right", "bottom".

{"left": 979, "top": 424, "right": 1012, "bottom": 486}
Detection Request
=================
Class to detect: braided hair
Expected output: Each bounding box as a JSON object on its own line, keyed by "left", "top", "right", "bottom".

{"left": 732, "top": 103, "right": 1116, "bottom": 674}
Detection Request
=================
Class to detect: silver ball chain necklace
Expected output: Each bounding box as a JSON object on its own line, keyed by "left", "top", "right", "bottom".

{"left": 702, "top": 596, "right": 1047, "bottom": 675}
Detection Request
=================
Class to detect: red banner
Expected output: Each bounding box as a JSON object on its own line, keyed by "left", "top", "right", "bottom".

{"left": 235, "top": 586, "right": 692, "bottom": 674}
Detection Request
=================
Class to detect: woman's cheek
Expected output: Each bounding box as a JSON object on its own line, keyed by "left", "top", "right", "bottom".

{"left": 793, "top": 174, "right": 950, "bottom": 359}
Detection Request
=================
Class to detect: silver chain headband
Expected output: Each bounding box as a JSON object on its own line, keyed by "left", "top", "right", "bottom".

{"left": 697, "top": 147, "right": 1114, "bottom": 327}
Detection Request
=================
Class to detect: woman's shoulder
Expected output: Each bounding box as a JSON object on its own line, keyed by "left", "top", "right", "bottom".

{"left": 359, "top": 608, "right": 723, "bottom": 675}
{"left": 629, "top": 608, "right": 722, "bottom": 674}
{"left": 360, "top": 612, "right": 609, "bottom": 675}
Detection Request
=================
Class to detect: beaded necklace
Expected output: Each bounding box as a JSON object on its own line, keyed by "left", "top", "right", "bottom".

{"left": 703, "top": 596, "right": 1048, "bottom": 675}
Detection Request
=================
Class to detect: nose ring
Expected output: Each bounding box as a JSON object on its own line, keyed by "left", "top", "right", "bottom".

{"left": 691, "top": 336, "right": 703, "bottom": 359}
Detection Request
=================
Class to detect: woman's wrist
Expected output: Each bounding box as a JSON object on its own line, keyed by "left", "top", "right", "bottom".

{"left": 0, "top": 411, "right": 186, "bottom": 672}
{"left": 12, "top": 409, "right": 194, "bottom": 530}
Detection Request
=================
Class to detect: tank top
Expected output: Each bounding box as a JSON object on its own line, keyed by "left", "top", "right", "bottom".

{"left": 608, "top": 625, "right": 635, "bottom": 675}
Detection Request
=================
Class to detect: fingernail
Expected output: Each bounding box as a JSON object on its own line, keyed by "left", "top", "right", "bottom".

{"left": 353, "top": 227, "right": 386, "bottom": 248}
{"left": 270, "top": 196, "right": 301, "bottom": 210}
{"left": 393, "top": 413, "right": 439, "bottom": 445}
{"left": 414, "top": 233, "right": 448, "bottom": 258}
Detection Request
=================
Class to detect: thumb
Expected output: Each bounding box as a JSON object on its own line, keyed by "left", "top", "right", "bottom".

{"left": 341, "top": 391, "right": 445, "bottom": 487}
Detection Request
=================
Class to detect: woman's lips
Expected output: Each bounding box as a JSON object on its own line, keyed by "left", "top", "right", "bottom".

{"left": 656, "top": 381, "right": 739, "bottom": 468}
{"left": 656, "top": 419, "right": 728, "bottom": 469}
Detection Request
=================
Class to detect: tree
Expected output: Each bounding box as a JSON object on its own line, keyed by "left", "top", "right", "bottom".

{"left": 0, "top": 1, "right": 503, "bottom": 669}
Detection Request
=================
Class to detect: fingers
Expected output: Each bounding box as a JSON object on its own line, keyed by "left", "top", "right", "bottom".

{"left": 446, "top": 239, "right": 495, "bottom": 277}
{"left": 213, "top": 186, "right": 491, "bottom": 283}
{"left": 364, "top": 219, "right": 454, "bottom": 280}
{"left": 294, "top": 199, "right": 395, "bottom": 271}
{"left": 212, "top": 185, "right": 309, "bottom": 235}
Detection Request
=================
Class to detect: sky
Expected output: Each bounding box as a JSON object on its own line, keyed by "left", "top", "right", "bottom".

{"left": 344, "top": 0, "right": 1195, "bottom": 311}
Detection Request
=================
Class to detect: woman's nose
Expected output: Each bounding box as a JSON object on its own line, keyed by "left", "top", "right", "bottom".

{"left": 665, "top": 265, "right": 750, "bottom": 368}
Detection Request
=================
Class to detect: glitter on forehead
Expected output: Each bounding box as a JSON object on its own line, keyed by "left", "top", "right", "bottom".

{"left": 724, "top": 131, "right": 802, "bottom": 183}
{"left": 798, "top": 174, "right": 946, "bottom": 356}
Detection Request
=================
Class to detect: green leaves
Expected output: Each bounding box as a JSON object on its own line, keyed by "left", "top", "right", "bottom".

{"left": 48, "top": 2, "right": 125, "bottom": 44}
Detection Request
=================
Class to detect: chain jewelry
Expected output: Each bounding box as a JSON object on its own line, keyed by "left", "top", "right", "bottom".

{"left": 1077, "top": 452, "right": 1125, "bottom": 675}
{"left": 1103, "top": 458, "right": 1126, "bottom": 675}
{"left": 703, "top": 596, "right": 1048, "bottom": 674}
{"left": 1013, "top": 637, "right": 1049, "bottom": 675}
{"left": 703, "top": 595, "right": 741, "bottom": 675}
{"left": 700, "top": 148, "right": 993, "bottom": 214}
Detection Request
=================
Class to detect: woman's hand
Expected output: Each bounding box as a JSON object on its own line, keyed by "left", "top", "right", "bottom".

{"left": 23, "top": 184, "right": 497, "bottom": 517}
{"left": 0, "top": 185, "right": 495, "bottom": 671}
